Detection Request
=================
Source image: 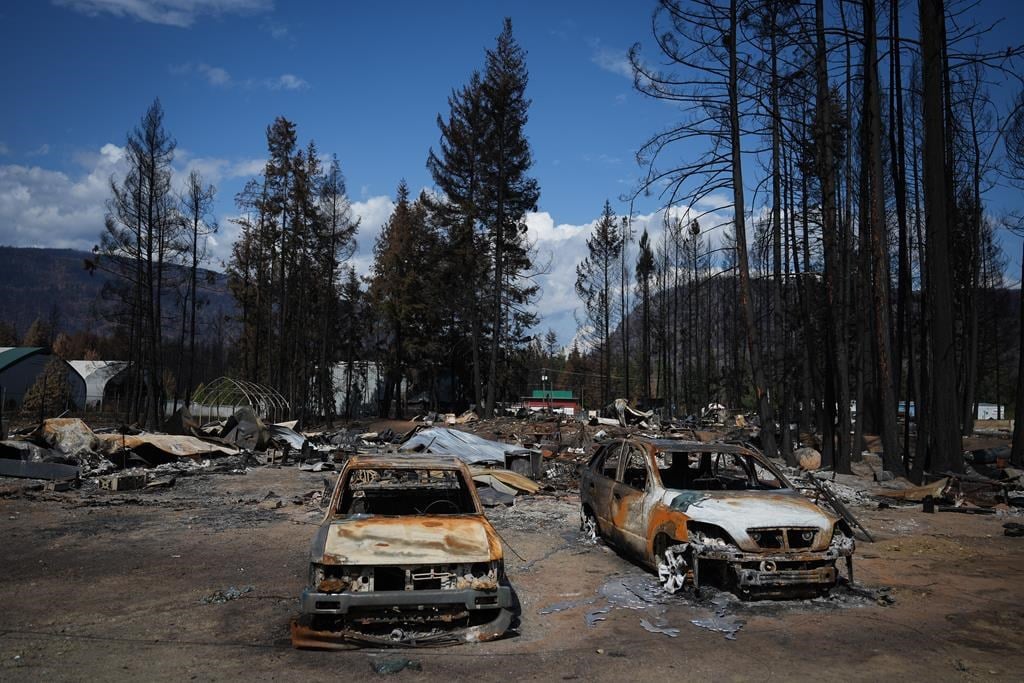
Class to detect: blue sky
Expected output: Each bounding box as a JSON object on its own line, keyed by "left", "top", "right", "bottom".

{"left": 0, "top": 0, "right": 663, "bottom": 220}
{"left": 2, "top": 0, "right": 1023, "bottom": 346}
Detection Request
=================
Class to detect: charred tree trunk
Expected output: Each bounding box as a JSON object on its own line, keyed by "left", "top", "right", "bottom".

{"left": 920, "top": 0, "right": 963, "bottom": 473}
{"left": 816, "top": 0, "right": 852, "bottom": 473}
{"left": 1011, "top": 243, "right": 1024, "bottom": 467}
{"left": 864, "top": 0, "right": 904, "bottom": 475}
{"left": 729, "top": 0, "right": 776, "bottom": 459}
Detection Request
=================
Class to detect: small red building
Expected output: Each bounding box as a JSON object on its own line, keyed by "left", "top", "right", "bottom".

{"left": 522, "top": 389, "right": 579, "bottom": 414}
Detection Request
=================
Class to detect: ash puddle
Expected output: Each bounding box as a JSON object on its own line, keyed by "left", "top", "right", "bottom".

{"left": 598, "top": 573, "right": 741, "bottom": 640}
{"left": 538, "top": 571, "right": 695, "bottom": 639}
{"left": 538, "top": 571, "right": 891, "bottom": 642}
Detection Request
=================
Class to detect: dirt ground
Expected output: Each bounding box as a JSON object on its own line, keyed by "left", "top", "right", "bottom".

{"left": 1, "top": 467, "right": 1022, "bottom": 682}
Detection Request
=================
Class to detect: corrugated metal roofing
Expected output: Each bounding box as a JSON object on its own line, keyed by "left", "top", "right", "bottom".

{"left": 0, "top": 347, "right": 46, "bottom": 372}
{"left": 400, "top": 427, "right": 533, "bottom": 465}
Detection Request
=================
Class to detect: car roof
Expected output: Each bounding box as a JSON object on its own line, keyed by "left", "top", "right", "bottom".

{"left": 632, "top": 438, "right": 758, "bottom": 455}
{"left": 344, "top": 454, "right": 466, "bottom": 469}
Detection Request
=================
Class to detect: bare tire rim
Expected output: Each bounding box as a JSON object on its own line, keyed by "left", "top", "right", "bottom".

{"left": 657, "top": 545, "right": 687, "bottom": 594}
{"left": 581, "top": 513, "right": 598, "bottom": 543}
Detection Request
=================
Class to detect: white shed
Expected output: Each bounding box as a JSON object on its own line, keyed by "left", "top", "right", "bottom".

{"left": 68, "top": 360, "right": 130, "bottom": 409}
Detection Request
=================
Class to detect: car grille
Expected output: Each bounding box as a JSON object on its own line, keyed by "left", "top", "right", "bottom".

{"left": 316, "top": 562, "right": 497, "bottom": 592}
{"left": 747, "top": 528, "right": 818, "bottom": 550}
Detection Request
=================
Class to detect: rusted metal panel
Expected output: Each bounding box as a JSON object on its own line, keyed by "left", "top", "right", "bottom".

{"left": 321, "top": 516, "right": 499, "bottom": 565}
{"left": 94, "top": 433, "right": 239, "bottom": 459}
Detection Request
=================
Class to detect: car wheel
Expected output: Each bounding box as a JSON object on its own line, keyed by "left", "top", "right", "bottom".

{"left": 580, "top": 508, "right": 599, "bottom": 543}
{"left": 656, "top": 543, "right": 688, "bottom": 594}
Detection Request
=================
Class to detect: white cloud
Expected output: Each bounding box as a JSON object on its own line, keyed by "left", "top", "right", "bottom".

{"left": 172, "top": 62, "right": 309, "bottom": 91}
{"left": 198, "top": 63, "right": 231, "bottom": 86}
{"left": 0, "top": 144, "right": 266, "bottom": 258}
{"left": 263, "top": 20, "right": 289, "bottom": 40}
{"left": 27, "top": 144, "right": 51, "bottom": 157}
{"left": 525, "top": 211, "right": 598, "bottom": 345}
{"left": 526, "top": 199, "right": 739, "bottom": 346}
{"left": 582, "top": 152, "right": 621, "bottom": 166}
{"left": 228, "top": 158, "right": 266, "bottom": 177}
{"left": 0, "top": 144, "right": 126, "bottom": 250}
{"left": 347, "top": 195, "right": 395, "bottom": 273}
{"left": 0, "top": 142, "right": 10, "bottom": 156}
{"left": 263, "top": 73, "right": 309, "bottom": 91}
{"left": 591, "top": 44, "right": 633, "bottom": 79}
{"left": 175, "top": 149, "right": 264, "bottom": 185}
{"left": 54, "top": 0, "right": 272, "bottom": 28}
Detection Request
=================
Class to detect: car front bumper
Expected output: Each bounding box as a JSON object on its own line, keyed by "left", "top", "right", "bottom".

{"left": 689, "top": 542, "right": 850, "bottom": 592}
{"left": 298, "top": 585, "right": 513, "bottom": 616}
{"left": 734, "top": 564, "right": 837, "bottom": 588}
{"left": 291, "top": 585, "right": 515, "bottom": 648}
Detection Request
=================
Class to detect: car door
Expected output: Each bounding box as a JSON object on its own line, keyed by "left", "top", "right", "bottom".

{"left": 585, "top": 440, "right": 625, "bottom": 538}
{"left": 611, "top": 441, "right": 653, "bottom": 559}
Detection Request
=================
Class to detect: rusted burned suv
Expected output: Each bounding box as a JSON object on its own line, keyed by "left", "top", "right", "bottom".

{"left": 291, "top": 455, "right": 513, "bottom": 648}
{"left": 580, "top": 439, "right": 855, "bottom": 598}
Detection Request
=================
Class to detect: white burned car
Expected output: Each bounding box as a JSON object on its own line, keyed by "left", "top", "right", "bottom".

{"left": 580, "top": 439, "right": 855, "bottom": 598}
{"left": 291, "top": 455, "right": 513, "bottom": 648}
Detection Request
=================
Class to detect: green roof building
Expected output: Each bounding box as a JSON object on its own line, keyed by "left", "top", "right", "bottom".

{"left": 0, "top": 347, "right": 86, "bottom": 410}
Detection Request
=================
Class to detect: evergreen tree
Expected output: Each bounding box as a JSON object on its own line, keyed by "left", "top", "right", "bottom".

{"left": 0, "top": 322, "right": 18, "bottom": 347}
{"left": 339, "top": 265, "right": 364, "bottom": 418}
{"left": 427, "top": 72, "right": 491, "bottom": 408}
{"left": 21, "top": 318, "right": 51, "bottom": 347}
{"left": 480, "top": 17, "right": 540, "bottom": 415}
{"left": 22, "top": 357, "right": 72, "bottom": 415}
{"left": 576, "top": 200, "right": 623, "bottom": 406}
{"left": 368, "top": 182, "right": 441, "bottom": 417}
{"left": 227, "top": 118, "right": 357, "bottom": 419}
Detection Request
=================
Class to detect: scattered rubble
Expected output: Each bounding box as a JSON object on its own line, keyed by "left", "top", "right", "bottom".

{"left": 2, "top": 405, "right": 1020, "bottom": 525}
{"left": 201, "top": 585, "right": 254, "bottom": 604}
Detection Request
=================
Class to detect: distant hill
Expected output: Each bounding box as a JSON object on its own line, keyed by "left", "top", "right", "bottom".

{"left": 0, "top": 246, "right": 236, "bottom": 336}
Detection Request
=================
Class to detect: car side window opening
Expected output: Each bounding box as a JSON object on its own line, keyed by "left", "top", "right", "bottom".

{"left": 657, "top": 451, "right": 704, "bottom": 489}
{"left": 589, "top": 444, "right": 609, "bottom": 471}
{"left": 712, "top": 453, "right": 750, "bottom": 485}
{"left": 752, "top": 461, "right": 783, "bottom": 489}
{"left": 620, "top": 447, "right": 648, "bottom": 490}
{"left": 600, "top": 442, "right": 623, "bottom": 479}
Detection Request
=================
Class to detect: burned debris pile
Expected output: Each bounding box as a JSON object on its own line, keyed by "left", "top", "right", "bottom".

{"left": 4, "top": 401, "right": 1020, "bottom": 521}
{"left": 3, "top": 401, "right": 1021, "bottom": 520}
{"left": 2, "top": 400, "right": 1022, "bottom": 654}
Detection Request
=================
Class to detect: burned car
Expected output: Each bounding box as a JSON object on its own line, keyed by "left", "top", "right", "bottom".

{"left": 580, "top": 439, "right": 855, "bottom": 598}
{"left": 291, "top": 455, "right": 513, "bottom": 648}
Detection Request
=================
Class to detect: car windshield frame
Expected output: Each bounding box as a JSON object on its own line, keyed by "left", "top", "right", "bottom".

{"left": 648, "top": 444, "right": 795, "bottom": 492}
{"left": 332, "top": 464, "right": 482, "bottom": 517}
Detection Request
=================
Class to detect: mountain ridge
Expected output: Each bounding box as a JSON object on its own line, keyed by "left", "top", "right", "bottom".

{"left": 0, "top": 246, "right": 235, "bottom": 337}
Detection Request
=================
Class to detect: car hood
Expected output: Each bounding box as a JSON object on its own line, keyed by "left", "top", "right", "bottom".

{"left": 314, "top": 514, "right": 500, "bottom": 566}
{"left": 667, "top": 489, "right": 837, "bottom": 552}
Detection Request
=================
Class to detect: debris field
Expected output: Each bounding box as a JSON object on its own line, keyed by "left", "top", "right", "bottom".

{"left": 1, "top": 409, "right": 1022, "bottom": 681}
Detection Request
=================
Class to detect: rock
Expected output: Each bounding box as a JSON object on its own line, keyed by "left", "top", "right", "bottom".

{"left": 795, "top": 447, "right": 821, "bottom": 471}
